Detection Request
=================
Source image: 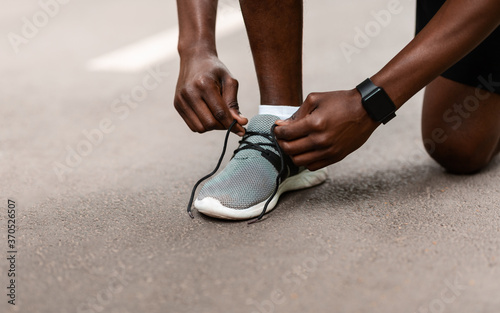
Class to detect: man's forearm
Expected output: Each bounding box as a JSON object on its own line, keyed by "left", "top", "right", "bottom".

{"left": 176, "top": 0, "right": 218, "bottom": 57}
{"left": 371, "top": 0, "right": 500, "bottom": 108}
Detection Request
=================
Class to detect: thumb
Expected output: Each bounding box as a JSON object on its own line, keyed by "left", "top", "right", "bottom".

{"left": 276, "top": 94, "right": 318, "bottom": 125}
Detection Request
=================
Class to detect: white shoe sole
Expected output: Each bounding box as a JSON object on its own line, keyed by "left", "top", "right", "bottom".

{"left": 194, "top": 168, "right": 328, "bottom": 220}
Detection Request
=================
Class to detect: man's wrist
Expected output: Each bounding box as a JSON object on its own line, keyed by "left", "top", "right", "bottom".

{"left": 356, "top": 78, "right": 397, "bottom": 125}
{"left": 178, "top": 41, "right": 217, "bottom": 59}
{"left": 349, "top": 89, "right": 380, "bottom": 129}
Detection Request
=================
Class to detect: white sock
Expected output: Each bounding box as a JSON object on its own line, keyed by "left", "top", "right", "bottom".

{"left": 258, "top": 105, "right": 299, "bottom": 120}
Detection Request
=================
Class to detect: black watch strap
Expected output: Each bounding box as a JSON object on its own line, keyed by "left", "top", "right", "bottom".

{"left": 356, "top": 78, "right": 396, "bottom": 124}
{"left": 356, "top": 78, "right": 377, "bottom": 99}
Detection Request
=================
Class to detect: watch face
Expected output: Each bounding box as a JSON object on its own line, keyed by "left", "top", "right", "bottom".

{"left": 363, "top": 88, "right": 396, "bottom": 122}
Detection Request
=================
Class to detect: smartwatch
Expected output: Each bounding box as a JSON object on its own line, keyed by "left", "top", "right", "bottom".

{"left": 356, "top": 78, "right": 396, "bottom": 124}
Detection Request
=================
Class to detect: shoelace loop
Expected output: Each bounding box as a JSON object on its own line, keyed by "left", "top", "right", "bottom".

{"left": 187, "top": 119, "right": 285, "bottom": 224}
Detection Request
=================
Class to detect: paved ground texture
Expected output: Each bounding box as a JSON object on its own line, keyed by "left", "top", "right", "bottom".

{"left": 1, "top": 0, "right": 499, "bottom": 312}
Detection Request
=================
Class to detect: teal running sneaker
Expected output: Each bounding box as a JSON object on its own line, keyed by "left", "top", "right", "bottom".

{"left": 187, "top": 114, "right": 328, "bottom": 222}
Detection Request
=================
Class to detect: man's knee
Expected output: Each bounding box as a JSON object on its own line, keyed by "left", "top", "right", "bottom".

{"left": 423, "top": 134, "right": 493, "bottom": 175}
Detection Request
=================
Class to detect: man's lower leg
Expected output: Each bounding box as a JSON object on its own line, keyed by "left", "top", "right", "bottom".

{"left": 239, "top": 0, "right": 303, "bottom": 110}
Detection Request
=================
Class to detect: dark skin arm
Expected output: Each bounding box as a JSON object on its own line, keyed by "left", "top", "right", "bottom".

{"left": 175, "top": 0, "right": 248, "bottom": 136}
{"left": 275, "top": 0, "right": 500, "bottom": 170}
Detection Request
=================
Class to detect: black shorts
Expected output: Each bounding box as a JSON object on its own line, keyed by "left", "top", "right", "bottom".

{"left": 416, "top": 0, "right": 500, "bottom": 95}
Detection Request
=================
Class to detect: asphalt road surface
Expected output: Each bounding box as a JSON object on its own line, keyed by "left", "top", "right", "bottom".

{"left": 1, "top": 0, "right": 499, "bottom": 312}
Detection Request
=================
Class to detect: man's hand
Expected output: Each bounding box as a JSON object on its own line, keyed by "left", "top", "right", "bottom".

{"left": 274, "top": 89, "right": 379, "bottom": 171}
{"left": 174, "top": 52, "right": 248, "bottom": 135}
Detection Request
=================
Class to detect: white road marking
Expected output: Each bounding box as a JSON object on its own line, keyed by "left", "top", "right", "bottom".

{"left": 86, "top": 9, "right": 245, "bottom": 72}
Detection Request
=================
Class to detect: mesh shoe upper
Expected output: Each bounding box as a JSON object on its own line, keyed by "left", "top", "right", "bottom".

{"left": 197, "top": 114, "right": 292, "bottom": 209}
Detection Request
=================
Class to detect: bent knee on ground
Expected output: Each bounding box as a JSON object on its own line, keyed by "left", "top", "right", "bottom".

{"left": 422, "top": 133, "right": 497, "bottom": 175}
{"left": 421, "top": 77, "right": 500, "bottom": 175}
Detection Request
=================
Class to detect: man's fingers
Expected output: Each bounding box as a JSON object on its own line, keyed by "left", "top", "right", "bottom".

{"left": 180, "top": 89, "right": 226, "bottom": 132}
{"left": 230, "top": 108, "right": 248, "bottom": 126}
{"left": 221, "top": 76, "right": 246, "bottom": 122}
{"left": 290, "top": 149, "right": 329, "bottom": 167}
{"left": 228, "top": 109, "right": 247, "bottom": 136}
{"left": 176, "top": 72, "right": 246, "bottom": 135}
{"left": 194, "top": 98, "right": 227, "bottom": 131}
{"left": 274, "top": 116, "right": 311, "bottom": 141}
{"left": 291, "top": 148, "right": 343, "bottom": 170}
{"left": 229, "top": 119, "right": 246, "bottom": 136}
{"left": 277, "top": 137, "right": 316, "bottom": 156}
{"left": 283, "top": 93, "right": 321, "bottom": 121}
{"left": 175, "top": 99, "right": 205, "bottom": 133}
{"left": 274, "top": 93, "right": 324, "bottom": 138}
{"left": 222, "top": 75, "right": 247, "bottom": 134}
{"left": 201, "top": 85, "right": 231, "bottom": 127}
{"left": 202, "top": 83, "right": 246, "bottom": 135}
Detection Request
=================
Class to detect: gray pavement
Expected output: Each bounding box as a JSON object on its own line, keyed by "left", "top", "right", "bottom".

{"left": 1, "top": 0, "right": 499, "bottom": 312}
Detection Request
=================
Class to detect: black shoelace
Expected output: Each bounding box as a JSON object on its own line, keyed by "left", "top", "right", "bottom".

{"left": 187, "top": 119, "right": 285, "bottom": 224}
